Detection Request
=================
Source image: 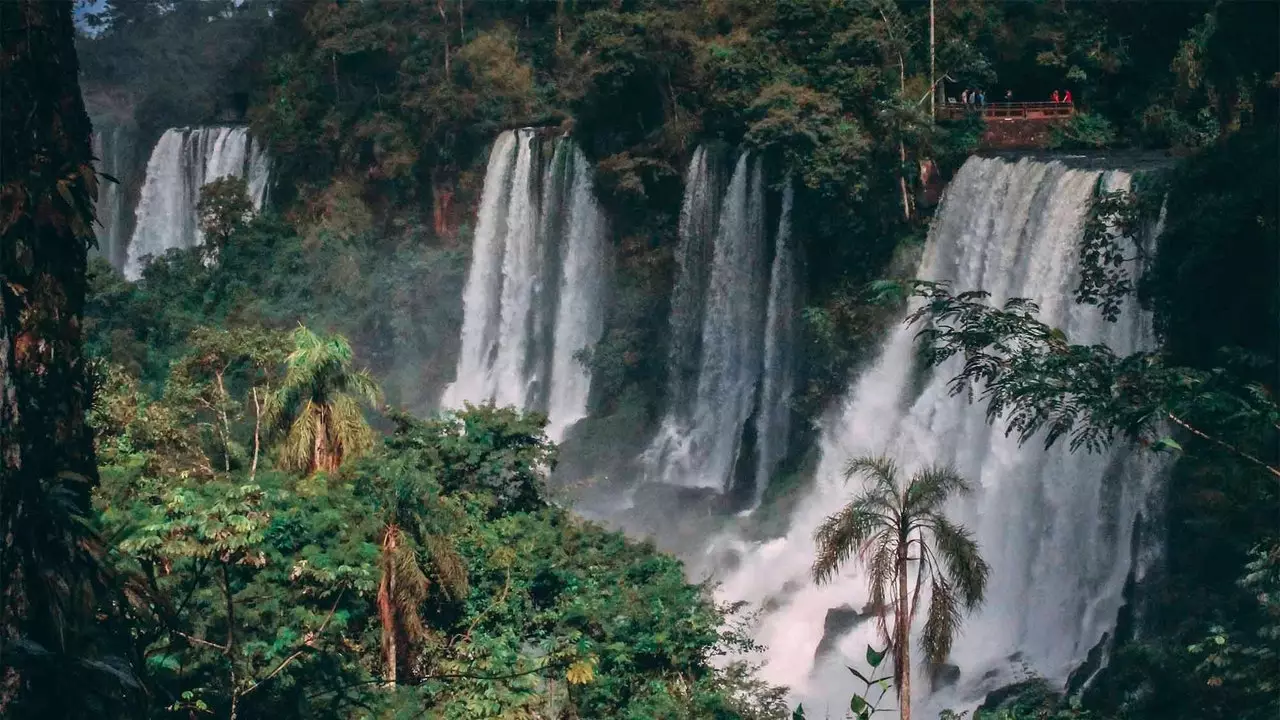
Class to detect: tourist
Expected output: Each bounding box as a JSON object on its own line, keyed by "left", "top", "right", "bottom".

{"left": 961, "top": 88, "right": 969, "bottom": 106}
{"left": 1063, "top": 89, "right": 1073, "bottom": 104}
{"left": 978, "top": 90, "right": 986, "bottom": 106}
{"left": 1051, "top": 90, "right": 1061, "bottom": 103}
{"left": 1005, "top": 89, "right": 1013, "bottom": 101}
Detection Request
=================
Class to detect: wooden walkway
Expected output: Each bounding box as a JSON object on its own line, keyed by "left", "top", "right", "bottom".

{"left": 940, "top": 102, "right": 1075, "bottom": 121}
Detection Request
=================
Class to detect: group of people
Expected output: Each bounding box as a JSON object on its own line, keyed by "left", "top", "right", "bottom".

{"left": 948, "top": 88, "right": 1074, "bottom": 108}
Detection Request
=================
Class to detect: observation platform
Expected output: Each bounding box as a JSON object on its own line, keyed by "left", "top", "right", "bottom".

{"left": 943, "top": 102, "right": 1076, "bottom": 150}
{"left": 940, "top": 101, "right": 1075, "bottom": 121}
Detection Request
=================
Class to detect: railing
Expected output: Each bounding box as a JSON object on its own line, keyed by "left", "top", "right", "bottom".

{"left": 939, "top": 101, "right": 1075, "bottom": 121}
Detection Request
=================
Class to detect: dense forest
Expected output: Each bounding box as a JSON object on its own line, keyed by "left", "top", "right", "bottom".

{"left": 1, "top": 0, "right": 1276, "bottom": 719}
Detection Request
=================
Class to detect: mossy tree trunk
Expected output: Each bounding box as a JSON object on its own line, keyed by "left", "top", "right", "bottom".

{"left": 0, "top": 1, "right": 108, "bottom": 715}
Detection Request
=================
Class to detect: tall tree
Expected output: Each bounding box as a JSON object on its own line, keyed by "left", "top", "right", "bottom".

{"left": 812, "top": 456, "right": 989, "bottom": 720}
{"left": 264, "top": 326, "right": 382, "bottom": 474}
{"left": 0, "top": 1, "right": 139, "bottom": 716}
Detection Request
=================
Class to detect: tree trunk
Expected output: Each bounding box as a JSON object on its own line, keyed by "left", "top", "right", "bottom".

{"left": 377, "top": 527, "right": 399, "bottom": 686}
{"left": 1, "top": 1, "right": 106, "bottom": 714}
{"left": 897, "top": 534, "right": 912, "bottom": 720}
{"left": 249, "top": 387, "right": 262, "bottom": 481}
{"left": 929, "top": 0, "right": 937, "bottom": 121}
{"left": 438, "top": 0, "right": 451, "bottom": 75}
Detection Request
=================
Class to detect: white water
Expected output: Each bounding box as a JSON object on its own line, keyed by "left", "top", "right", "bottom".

{"left": 91, "top": 123, "right": 137, "bottom": 270}
{"left": 443, "top": 130, "right": 609, "bottom": 440}
{"left": 645, "top": 152, "right": 769, "bottom": 491}
{"left": 753, "top": 182, "right": 798, "bottom": 505}
{"left": 124, "top": 126, "right": 270, "bottom": 280}
{"left": 717, "top": 156, "right": 1162, "bottom": 714}
{"left": 546, "top": 144, "right": 610, "bottom": 439}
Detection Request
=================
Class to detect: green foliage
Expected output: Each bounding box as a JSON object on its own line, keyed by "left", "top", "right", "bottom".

{"left": 265, "top": 325, "right": 383, "bottom": 474}
{"left": 1049, "top": 112, "right": 1117, "bottom": 150}
{"left": 196, "top": 176, "right": 255, "bottom": 256}
{"left": 904, "top": 283, "right": 1280, "bottom": 477}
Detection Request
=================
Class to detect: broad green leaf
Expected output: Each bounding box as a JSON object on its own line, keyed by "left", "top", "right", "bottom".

{"left": 851, "top": 694, "right": 869, "bottom": 715}
{"left": 866, "top": 644, "right": 886, "bottom": 668}
{"left": 792, "top": 704, "right": 806, "bottom": 720}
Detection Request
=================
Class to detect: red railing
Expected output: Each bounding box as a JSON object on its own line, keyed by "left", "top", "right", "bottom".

{"left": 940, "top": 101, "right": 1075, "bottom": 121}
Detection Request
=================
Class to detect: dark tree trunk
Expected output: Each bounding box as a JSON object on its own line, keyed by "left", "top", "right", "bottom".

{"left": 1, "top": 1, "right": 112, "bottom": 715}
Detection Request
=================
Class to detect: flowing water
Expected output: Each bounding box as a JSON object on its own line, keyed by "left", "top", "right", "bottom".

{"left": 442, "top": 130, "right": 609, "bottom": 441}
{"left": 644, "top": 149, "right": 796, "bottom": 498}
{"left": 715, "top": 155, "right": 1163, "bottom": 714}
{"left": 124, "top": 126, "right": 270, "bottom": 280}
{"left": 91, "top": 122, "right": 140, "bottom": 270}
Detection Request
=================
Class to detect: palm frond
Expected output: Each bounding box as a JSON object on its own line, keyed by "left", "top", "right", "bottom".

{"left": 424, "top": 534, "right": 469, "bottom": 601}
{"left": 341, "top": 368, "right": 384, "bottom": 409}
{"left": 384, "top": 531, "right": 431, "bottom": 644}
{"left": 905, "top": 464, "right": 973, "bottom": 515}
{"left": 278, "top": 401, "right": 319, "bottom": 472}
{"left": 329, "top": 393, "right": 374, "bottom": 463}
{"left": 812, "top": 501, "right": 880, "bottom": 585}
{"left": 925, "top": 513, "right": 990, "bottom": 609}
{"left": 844, "top": 455, "right": 902, "bottom": 500}
{"left": 920, "top": 577, "right": 964, "bottom": 664}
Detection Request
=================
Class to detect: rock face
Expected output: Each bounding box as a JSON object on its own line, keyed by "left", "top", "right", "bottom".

{"left": 811, "top": 604, "right": 875, "bottom": 665}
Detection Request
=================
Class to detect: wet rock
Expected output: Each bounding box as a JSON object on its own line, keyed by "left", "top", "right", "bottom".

{"left": 812, "top": 604, "right": 874, "bottom": 664}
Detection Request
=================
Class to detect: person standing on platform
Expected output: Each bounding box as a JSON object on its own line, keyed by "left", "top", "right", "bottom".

{"left": 1051, "top": 90, "right": 1061, "bottom": 103}
{"left": 1063, "top": 89, "right": 1073, "bottom": 104}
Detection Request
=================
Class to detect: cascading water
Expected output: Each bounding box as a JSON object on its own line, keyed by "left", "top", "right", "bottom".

{"left": 545, "top": 144, "right": 610, "bottom": 439}
{"left": 644, "top": 150, "right": 796, "bottom": 498}
{"left": 91, "top": 122, "right": 139, "bottom": 270}
{"left": 124, "top": 126, "right": 270, "bottom": 280}
{"left": 442, "top": 129, "right": 609, "bottom": 441}
{"left": 716, "top": 155, "right": 1163, "bottom": 714}
{"left": 752, "top": 183, "right": 798, "bottom": 506}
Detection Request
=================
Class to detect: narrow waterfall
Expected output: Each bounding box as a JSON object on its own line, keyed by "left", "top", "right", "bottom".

{"left": 91, "top": 123, "right": 139, "bottom": 270}
{"left": 124, "top": 126, "right": 270, "bottom": 280}
{"left": 665, "top": 145, "right": 722, "bottom": 415}
{"left": 644, "top": 151, "right": 770, "bottom": 491}
{"left": 752, "top": 183, "right": 798, "bottom": 505}
{"left": 442, "top": 129, "right": 609, "bottom": 441}
{"left": 716, "top": 156, "right": 1163, "bottom": 713}
{"left": 546, "top": 145, "right": 610, "bottom": 438}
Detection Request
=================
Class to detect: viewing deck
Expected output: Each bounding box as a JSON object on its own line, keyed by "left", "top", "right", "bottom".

{"left": 940, "top": 101, "right": 1075, "bottom": 121}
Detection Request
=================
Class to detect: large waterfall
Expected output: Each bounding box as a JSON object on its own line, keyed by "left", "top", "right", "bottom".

{"left": 124, "top": 126, "right": 270, "bottom": 280}
{"left": 643, "top": 149, "right": 797, "bottom": 499}
{"left": 716, "top": 156, "right": 1163, "bottom": 713}
{"left": 442, "top": 129, "right": 610, "bottom": 441}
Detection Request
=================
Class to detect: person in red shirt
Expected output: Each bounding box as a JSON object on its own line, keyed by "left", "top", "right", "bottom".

{"left": 1063, "top": 90, "right": 1073, "bottom": 104}
{"left": 1051, "top": 90, "right": 1061, "bottom": 103}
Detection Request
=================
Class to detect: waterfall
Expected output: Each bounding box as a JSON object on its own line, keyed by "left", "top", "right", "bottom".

{"left": 442, "top": 129, "right": 609, "bottom": 441}
{"left": 91, "top": 123, "right": 139, "bottom": 270}
{"left": 752, "top": 183, "right": 798, "bottom": 505}
{"left": 716, "top": 156, "right": 1163, "bottom": 713}
{"left": 124, "top": 126, "right": 270, "bottom": 280}
{"left": 665, "top": 145, "right": 722, "bottom": 415}
{"left": 644, "top": 151, "right": 771, "bottom": 491}
{"left": 546, "top": 145, "right": 610, "bottom": 438}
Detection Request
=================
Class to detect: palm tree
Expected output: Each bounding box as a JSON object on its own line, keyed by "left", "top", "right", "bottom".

{"left": 265, "top": 326, "right": 382, "bottom": 473}
{"left": 812, "top": 455, "right": 990, "bottom": 720}
{"left": 371, "top": 463, "right": 469, "bottom": 685}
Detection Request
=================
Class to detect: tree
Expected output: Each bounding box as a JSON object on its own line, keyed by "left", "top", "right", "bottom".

{"left": 167, "top": 326, "right": 288, "bottom": 477}
{"left": 196, "top": 176, "right": 254, "bottom": 258}
{"left": 264, "top": 326, "right": 382, "bottom": 474}
{"left": 812, "top": 456, "right": 990, "bottom": 720}
{"left": 366, "top": 458, "right": 469, "bottom": 686}
{"left": 1, "top": 1, "right": 134, "bottom": 715}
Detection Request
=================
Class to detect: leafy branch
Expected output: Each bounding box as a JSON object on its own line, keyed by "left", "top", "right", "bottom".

{"left": 901, "top": 281, "right": 1280, "bottom": 480}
